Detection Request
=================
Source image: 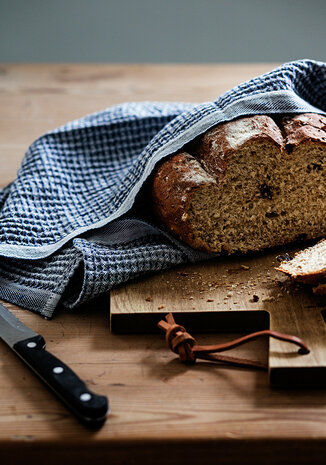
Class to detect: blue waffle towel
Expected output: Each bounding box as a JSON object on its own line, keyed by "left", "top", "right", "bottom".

{"left": 1, "top": 59, "right": 326, "bottom": 317}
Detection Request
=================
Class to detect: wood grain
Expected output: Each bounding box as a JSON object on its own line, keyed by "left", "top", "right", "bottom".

{"left": 2, "top": 63, "right": 326, "bottom": 465}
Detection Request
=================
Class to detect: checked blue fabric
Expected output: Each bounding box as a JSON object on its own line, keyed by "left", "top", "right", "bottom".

{"left": 1, "top": 59, "right": 326, "bottom": 317}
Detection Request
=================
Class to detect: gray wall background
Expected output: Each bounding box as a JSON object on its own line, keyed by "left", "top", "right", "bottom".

{"left": 1, "top": 0, "right": 325, "bottom": 63}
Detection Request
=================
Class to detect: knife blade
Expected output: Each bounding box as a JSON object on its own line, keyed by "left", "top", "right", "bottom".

{"left": 0, "top": 302, "right": 109, "bottom": 426}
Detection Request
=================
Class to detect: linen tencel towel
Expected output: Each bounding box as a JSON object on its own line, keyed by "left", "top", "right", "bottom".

{"left": 1, "top": 59, "right": 326, "bottom": 318}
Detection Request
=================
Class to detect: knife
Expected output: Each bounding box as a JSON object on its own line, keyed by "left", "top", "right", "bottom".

{"left": 0, "top": 302, "right": 109, "bottom": 426}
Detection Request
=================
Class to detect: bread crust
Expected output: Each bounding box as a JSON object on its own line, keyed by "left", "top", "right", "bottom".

{"left": 313, "top": 283, "right": 326, "bottom": 294}
{"left": 195, "top": 115, "right": 283, "bottom": 177}
{"left": 282, "top": 113, "right": 326, "bottom": 150}
{"left": 275, "top": 266, "right": 326, "bottom": 284}
{"left": 152, "top": 152, "right": 217, "bottom": 249}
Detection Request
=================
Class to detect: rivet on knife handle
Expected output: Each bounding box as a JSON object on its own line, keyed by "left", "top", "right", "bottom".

{"left": 13, "top": 334, "right": 109, "bottom": 425}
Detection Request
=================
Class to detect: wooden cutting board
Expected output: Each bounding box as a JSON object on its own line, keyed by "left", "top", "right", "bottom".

{"left": 110, "top": 243, "right": 326, "bottom": 387}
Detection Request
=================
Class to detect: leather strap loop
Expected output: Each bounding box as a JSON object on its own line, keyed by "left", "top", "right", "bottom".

{"left": 158, "top": 313, "right": 310, "bottom": 370}
{"left": 160, "top": 315, "right": 197, "bottom": 362}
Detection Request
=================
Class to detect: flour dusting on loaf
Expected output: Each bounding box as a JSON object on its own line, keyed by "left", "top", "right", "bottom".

{"left": 225, "top": 118, "right": 264, "bottom": 149}
{"left": 176, "top": 155, "right": 217, "bottom": 185}
{"left": 152, "top": 113, "right": 326, "bottom": 254}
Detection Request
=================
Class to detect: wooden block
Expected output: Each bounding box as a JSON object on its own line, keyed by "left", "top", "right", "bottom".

{"left": 110, "top": 244, "right": 326, "bottom": 387}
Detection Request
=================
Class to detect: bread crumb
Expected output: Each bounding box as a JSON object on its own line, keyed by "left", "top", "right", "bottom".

{"left": 241, "top": 265, "right": 250, "bottom": 270}
{"left": 157, "top": 305, "right": 165, "bottom": 309}
{"left": 145, "top": 297, "right": 152, "bottom": 302}
{"left": 206, "top": 299, "right": 214, "bottom": 302}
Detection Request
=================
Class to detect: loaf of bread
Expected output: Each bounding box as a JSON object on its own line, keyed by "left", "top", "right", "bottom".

{"left": 276, "top": 239, "right": 326, "bottom": 294}
{"left": 151, "top": 113, "right": 326, "bottom": 254}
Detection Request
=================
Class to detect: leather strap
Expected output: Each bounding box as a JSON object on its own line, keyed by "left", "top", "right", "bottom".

{"left": 158, "top": 313, "right": 310, "bottom": 370}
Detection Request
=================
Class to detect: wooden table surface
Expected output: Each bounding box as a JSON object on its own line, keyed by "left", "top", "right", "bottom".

{"left": 1, "top": 63, "right": 326, "bottom": 465}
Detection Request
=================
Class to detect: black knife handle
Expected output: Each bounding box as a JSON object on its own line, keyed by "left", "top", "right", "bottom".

{"left": 13, "top": 335, "right": 109, "bottom": 425}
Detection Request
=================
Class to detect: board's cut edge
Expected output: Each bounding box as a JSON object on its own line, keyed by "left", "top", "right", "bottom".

{"left": 269, "top": 366, "right": 326, "bottom": 387}
{"left": 110, "top": 310, "right": 270, "bottom": 334}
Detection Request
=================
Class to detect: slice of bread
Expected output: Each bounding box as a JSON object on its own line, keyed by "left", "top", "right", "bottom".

{"left": 276, "top": 239, "right": 326, "bottom": 294}
{"left": 151, "top": 113, "right": 326, "bottom": 254}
